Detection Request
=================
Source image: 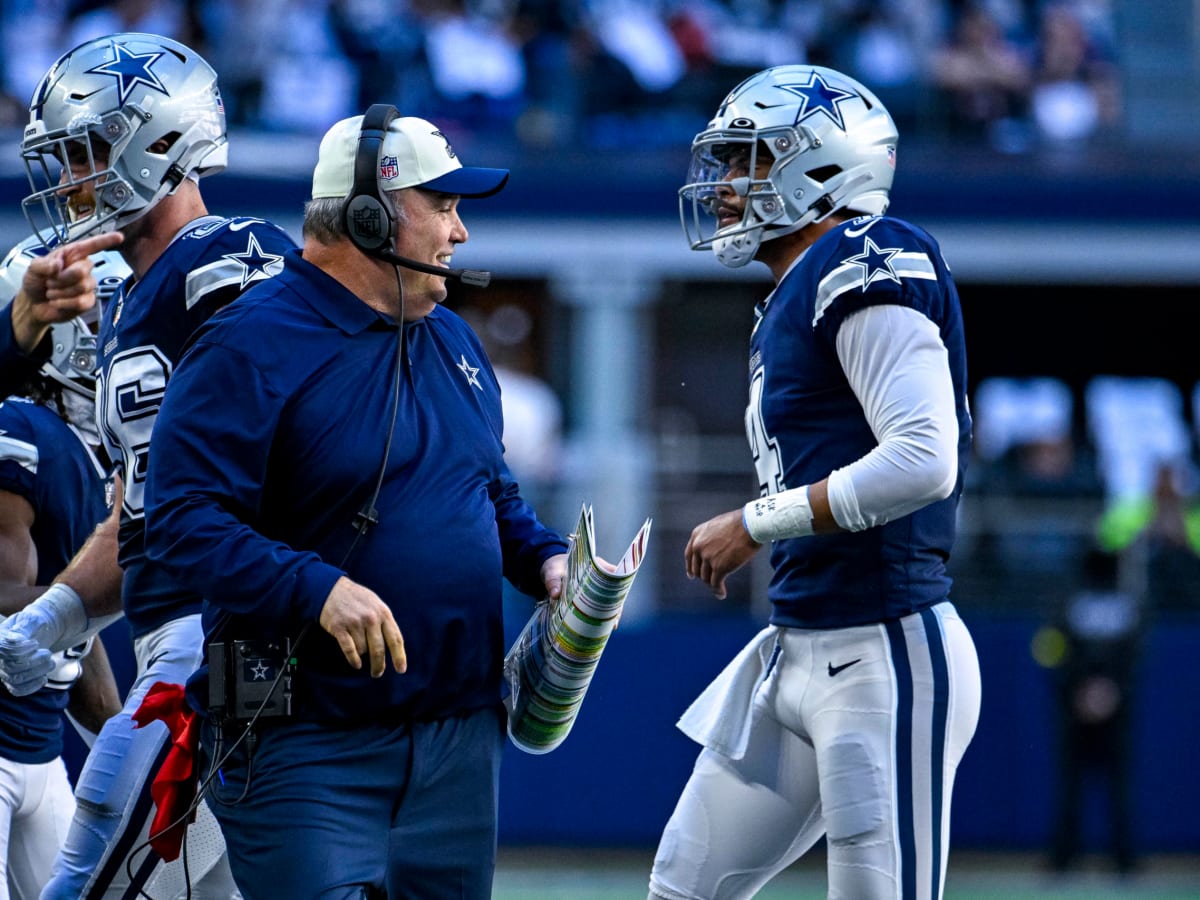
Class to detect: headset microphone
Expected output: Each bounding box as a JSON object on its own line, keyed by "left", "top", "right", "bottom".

{"left": 373, "top": 248, "right": 492, "bottom": 288}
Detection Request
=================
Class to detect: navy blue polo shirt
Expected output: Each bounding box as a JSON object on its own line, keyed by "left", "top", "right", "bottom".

{"left": 144, "top": 250, "right": 567, "bottom": 722}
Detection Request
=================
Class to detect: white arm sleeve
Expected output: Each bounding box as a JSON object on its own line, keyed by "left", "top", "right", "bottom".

{"left": 827, "top": 304, "right": 959, "bottom": 532}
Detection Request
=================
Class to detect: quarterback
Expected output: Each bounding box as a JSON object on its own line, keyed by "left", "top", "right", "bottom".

{"left": 650, "top": 65, "right": 982, "bottom": 900}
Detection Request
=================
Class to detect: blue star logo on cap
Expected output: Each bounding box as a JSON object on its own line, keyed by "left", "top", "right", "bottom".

{"left": 844, "top": 237, "right": 901, "bottom": 289}
{"left": 85, "top": 42, "right": 169, "bottom": 106}
{"left": 776, "top": 72, "right": 857, "bottom": 131}
{"left": 225, "top": 233, "right": 284, "bottom": 289}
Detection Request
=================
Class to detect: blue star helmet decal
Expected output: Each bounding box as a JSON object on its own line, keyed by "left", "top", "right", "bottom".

{"left": 775, "top": 71, "right": 857, "bottom": 131}
{"left": 844, "top": 236, "right": 902, "bottom": 289}
{"left": 226, "top": 233, "right": 285, "bottom": 289}
{"left": 85, "top": 41, "right": 170, "bottom": 106}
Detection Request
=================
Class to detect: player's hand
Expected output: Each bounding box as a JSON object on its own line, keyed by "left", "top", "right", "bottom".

{"left": 11, "top": 232, "right": 124, "bottom": 352}
{"left": 318, "top": 576, "right": 406, "bottom": 677}
{"left": 540, "top": 553, "right": 568, "bottom": 600}
{"left": 685, "top": 508, "right": 762, "bottom": 600}
{"left": 0, "top": 611, "right": 58, "bottom": 696}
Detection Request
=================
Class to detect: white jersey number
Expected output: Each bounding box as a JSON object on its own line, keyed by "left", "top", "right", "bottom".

{"left": 746, "top": 365, "right": 785, "bottom": 497}
{"left": 97, "top": 347, "right": 172, "bottom": 518}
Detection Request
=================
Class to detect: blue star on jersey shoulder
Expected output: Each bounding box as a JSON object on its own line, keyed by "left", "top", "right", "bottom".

{"left": 86, "top": 42, "right": 169, "bottom": 106}
{"left": 225, "top": 233, "right": 285, "bottom": 289}
{"left": 775, "top": 71, "right": 857, "bottom": 131}
{"left": 844, "top": 236, "right": 902, "bottom": 289}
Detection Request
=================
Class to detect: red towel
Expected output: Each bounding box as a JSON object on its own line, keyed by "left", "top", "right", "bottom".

{"left": 131, "top": 681, "right": 200, "bottom": 862}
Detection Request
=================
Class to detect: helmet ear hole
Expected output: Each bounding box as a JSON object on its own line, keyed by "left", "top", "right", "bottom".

{"left": 805, "top": 165, "right": 842, "bottom": 183}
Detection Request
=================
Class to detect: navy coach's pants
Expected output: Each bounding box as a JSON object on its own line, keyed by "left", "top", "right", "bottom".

{"left": 201, "top": 705, "right": 506, "bottom": 899}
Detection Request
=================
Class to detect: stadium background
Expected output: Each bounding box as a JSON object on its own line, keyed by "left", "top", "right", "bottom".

{"left": 1, "top": 0, "right": 1198, "bottom": 895}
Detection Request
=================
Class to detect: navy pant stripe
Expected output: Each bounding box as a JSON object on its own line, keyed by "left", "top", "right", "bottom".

{"left": 921, "top": 607, "right": 952, "bottom": 899}
{"left": 885, "top": 618, "right": 916, "bottom": 900}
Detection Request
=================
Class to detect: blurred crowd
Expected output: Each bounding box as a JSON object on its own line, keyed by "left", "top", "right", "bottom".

{"left": 1, "top": 0, "right": 1121, "bottom": 152}
{"left": 966, "top": 374, "right": 1200, "bottom": 616}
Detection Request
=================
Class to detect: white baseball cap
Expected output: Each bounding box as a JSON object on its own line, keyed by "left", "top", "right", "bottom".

{"left": 311, "top": 114, "right": 508, "bottom": 200}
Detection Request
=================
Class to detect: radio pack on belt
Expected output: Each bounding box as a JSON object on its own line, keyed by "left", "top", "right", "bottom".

{"left": 207, "top": 638, "right": 296, "bottom": 725}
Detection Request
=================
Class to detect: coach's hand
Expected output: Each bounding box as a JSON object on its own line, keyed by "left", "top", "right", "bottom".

{"left": 685, "top": 508, "right": 762, "bottom": 600}
{"left": 319, "top": 576, "right": 406, "bottom": 677}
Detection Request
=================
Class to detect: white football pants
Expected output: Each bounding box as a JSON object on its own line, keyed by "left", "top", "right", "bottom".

{"left": 39, "top": 614, "right": 240, "bottom": 900}
{"left": 0, "top": 756, "right": 74, "bottom": 899}
{"left": 650, "top": 602, "right": 981, "bottom": 900}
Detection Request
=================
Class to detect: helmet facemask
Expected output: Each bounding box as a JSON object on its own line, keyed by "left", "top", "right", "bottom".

{"left": 680, "top": 125, "right": 825, "bottom": 268}
{"left": 23, "top": 120, "right": 140, "bottom": 243}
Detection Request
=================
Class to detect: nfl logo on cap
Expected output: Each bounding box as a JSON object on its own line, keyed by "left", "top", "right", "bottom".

{"left": 379, "top": 155, "right": 399, "bottom": 179}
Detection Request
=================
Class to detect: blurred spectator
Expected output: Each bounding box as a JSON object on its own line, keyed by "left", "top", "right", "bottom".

{"left": 412, "top": 0, "right": 526, "bottom": 134}
{"left": 1097, "top": 457, "right": 1200, "bottom": 612}
{"left": 511, "top": 0, "right": 585, "bottom": 146}
{"left": 929, "top": 3, "right": 1033, "bottom": 148}
{"left": 1085, "top": 376, "right": 1191, "bottom": 504}
{"left": 194, "top": 0, "right": 294, "bottom": 126}
{"left": 1034, "top": 547, "right": 1143, "bottom": 875}
{"left": 1, "top": 0, "right": 70, "bottom": 126}
{"left": 478, "top": 302, "right": 564, "bottom": 499}
{"left": 330, "top": 0, "right": 426, "bottom": 117}
{"left": 813, "top": 0, "right": 927, "bottom": 128}
{"left": 972, "top": 376, "right": 1099, "bottom": 495}
{"left": 460, "top": 300, "right": 565, "bottom": 644}
{"left": 1029, "top": 1, "right": 1121, "bottom": 145}
{"left": 64, "top": 0, "right": 187, "bottom": 47}
{"left": 970, "top": 377, "right": 1099, "bottom": 607}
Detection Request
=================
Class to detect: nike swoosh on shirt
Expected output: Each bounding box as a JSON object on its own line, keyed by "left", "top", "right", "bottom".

{"left": 228, "top": 219, "right": 261, "bottom": 231}
{"left": 827, "top": 658, "right": 862, "bottom": 677}
{"left": 843, "top": 220, "right": 879, "bottom": 239}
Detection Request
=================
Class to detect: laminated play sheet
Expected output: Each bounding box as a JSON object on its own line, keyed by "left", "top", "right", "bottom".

{"left": 503, "top": 504, "right": 652, "bottom": 754}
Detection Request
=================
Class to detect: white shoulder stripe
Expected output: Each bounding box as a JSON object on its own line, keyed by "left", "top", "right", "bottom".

{"left": 813, "top": 250, "right": 937, "bottom": 326}
{"left": 0, "top": 435, "right": 39, "bottom": 473}
{"left": 184, "top": 259, "right": 249, "bottom": 310}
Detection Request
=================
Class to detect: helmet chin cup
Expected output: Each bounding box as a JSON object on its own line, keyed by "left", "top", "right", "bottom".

{"left": 713, "top": 228, "right": 761, "bottom": 268}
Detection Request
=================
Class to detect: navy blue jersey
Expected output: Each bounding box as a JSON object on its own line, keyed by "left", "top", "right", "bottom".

{"left": 96, "top": 216, "right": 294, "bottom": 638}
{"left": 749, "top": 216, "right": 971, "bottom": 628}
{"left": 0, "top": 312, "right": 45, "bottom": 399}
{"left": 144, "top": 251, "right": 569, "bottom": 722}
{"left": 0, "top": 397, "right": 110, "bottom": 762}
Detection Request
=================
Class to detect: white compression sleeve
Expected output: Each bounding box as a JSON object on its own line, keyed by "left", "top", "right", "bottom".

{"left": 827, "top": 305, "right": 959, "bottom": 532}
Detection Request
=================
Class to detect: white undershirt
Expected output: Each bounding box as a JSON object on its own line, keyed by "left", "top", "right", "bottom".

{"left": 826, "top": 304, "right": 958, "bottom": 531}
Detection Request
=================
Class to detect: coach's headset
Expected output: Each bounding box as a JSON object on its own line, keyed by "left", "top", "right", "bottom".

{"left": 343, "top": 103, "right": 492, "bottom": 287}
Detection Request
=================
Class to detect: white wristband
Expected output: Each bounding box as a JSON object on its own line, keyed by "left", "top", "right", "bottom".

{"left": 743, "top": 486, "right": 815, "bottom": 543}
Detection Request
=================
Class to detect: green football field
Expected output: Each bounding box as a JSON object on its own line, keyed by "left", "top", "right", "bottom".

{"left": 492, "top": 848, "right": 1200, "bottom": 899}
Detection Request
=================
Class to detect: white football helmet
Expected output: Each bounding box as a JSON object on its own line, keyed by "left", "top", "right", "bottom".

{"left": 0, "top": 232, "right": 130, "bottom": 400}
{"left": 21, "top": 32, "right": 228, "bottom": 243}
{"left": 680, "top": 65, "right": 899, "bottom": 268}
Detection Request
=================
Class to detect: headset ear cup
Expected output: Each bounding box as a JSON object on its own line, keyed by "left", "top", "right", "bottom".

{"left": 345, "top": 103, "right": 400, "bottom": 255}
{"left": 345, "top": 193, "right": 392, "bottom": 254}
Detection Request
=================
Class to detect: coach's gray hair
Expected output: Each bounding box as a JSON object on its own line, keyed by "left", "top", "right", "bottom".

{"left": 302, "top": 190, "right": 409, "bottom": 244}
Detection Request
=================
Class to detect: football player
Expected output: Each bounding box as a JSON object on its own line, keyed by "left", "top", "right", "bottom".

{"left": 650, "top": 65, "right": 982, "bottom": 900}
{"left": 0, "top": 32, "right": 296, "bottom": 898}
{"left": 0, "top": 229, "right": 121, "bottom": 400}
{"left": 0, "top": 241, "right": 124, "bottom": 899}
